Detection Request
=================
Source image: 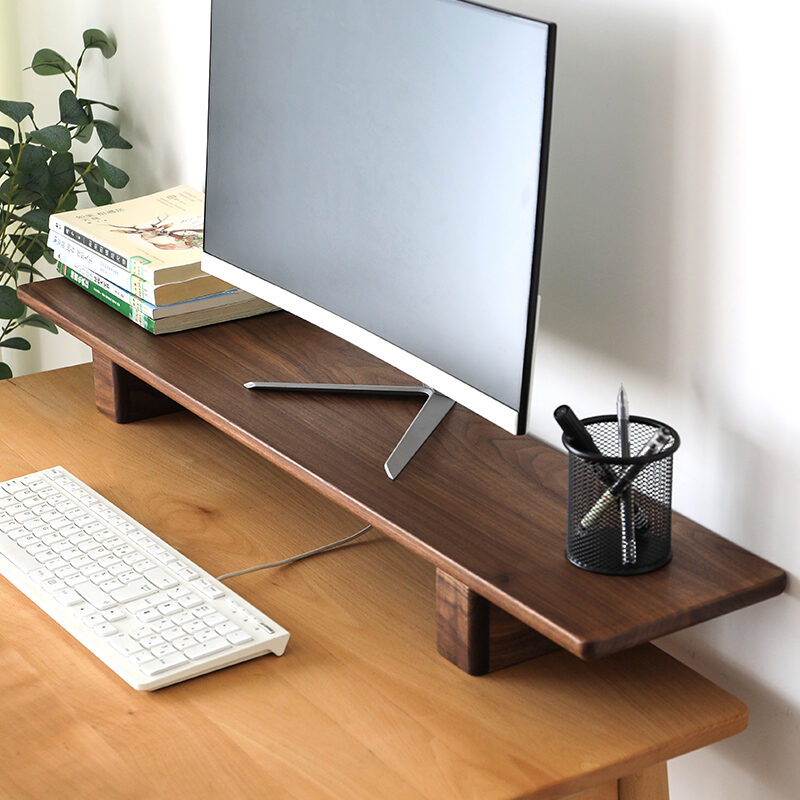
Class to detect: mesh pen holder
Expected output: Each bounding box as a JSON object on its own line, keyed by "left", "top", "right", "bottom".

{"left": 563, "top": 416, "right": 680, "bottom": 576}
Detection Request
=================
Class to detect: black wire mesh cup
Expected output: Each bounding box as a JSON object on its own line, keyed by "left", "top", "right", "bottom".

{"left": 562, "top": 415, "right": 680, "bottom": 575}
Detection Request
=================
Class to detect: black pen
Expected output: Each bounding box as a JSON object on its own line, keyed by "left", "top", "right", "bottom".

{"left": 581, "top": 427, "right": 671, "bottom": 529}
{"left": 554, "top": 405, "right": 649, "bottom": 531}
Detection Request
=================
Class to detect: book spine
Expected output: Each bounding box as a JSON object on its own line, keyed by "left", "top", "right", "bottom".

{"left": 56, "top": 263, "right": 155, "bottom": 333}
{"left": 50, "top": 217, "right": 131, "bottom": 270}
{"left": 56, "top": 257, "right": 159, "bottom": 317}
{"left": 49, "top": 230, "right": 157, "bottom": 303}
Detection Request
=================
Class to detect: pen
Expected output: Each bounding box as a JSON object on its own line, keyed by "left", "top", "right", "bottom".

{"left": 617, "top": 385, "right": 636, "bottom": 564}
{"left": 554, "top": 405, "right": 649, "bottom": 531}
{"left": 580, "top": 427, "right": 671, "bottom": 529}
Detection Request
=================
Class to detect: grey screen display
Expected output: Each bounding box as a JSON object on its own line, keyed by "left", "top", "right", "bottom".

{"left": 205, "top": 0, "right": 551, "bottom": 411}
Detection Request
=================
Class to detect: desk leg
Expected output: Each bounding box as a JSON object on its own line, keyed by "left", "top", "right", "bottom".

{"left": 93, "top": 352, "right": 181, "bottom": 423}
{"left": 435, "top": 568, "right": 558, "bottom": 674}
{"left": 618, "top": 763, "right": 669, "bottom": 800}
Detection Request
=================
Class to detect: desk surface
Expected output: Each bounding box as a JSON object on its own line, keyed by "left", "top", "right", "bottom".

{"left": 0, "top": 366, "right": 747, "bottom": 800}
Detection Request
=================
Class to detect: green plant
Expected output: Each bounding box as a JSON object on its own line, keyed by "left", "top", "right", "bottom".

{"left": 0, "top": 28, "right": 132, "bottom": 378}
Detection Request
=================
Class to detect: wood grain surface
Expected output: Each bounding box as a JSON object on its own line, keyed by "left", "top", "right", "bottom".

{"left": 0, "top": 366, "right": 745, "bottom": 800}
{"left": 19, "top": 279, "right": 786, "bottom": 662}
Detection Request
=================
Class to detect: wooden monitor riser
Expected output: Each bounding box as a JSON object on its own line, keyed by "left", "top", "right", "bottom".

{"left": 20, "top": 279, "right": 786, "bottom": 675}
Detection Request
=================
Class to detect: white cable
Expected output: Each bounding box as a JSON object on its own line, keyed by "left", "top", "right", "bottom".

{"left": 216, "top": 524, "right": 373, "bottom": 581}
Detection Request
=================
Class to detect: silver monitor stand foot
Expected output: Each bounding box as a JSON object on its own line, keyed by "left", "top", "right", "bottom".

{"left": 244, "top": 382, "right": 454, "bottom": 479}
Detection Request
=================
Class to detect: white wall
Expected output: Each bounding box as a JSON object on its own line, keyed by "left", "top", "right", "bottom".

{"left": 6, "top": 1, "right": 799, "bottom": 797}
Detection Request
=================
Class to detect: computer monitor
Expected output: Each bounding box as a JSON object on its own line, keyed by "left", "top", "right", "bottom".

{"left": 202, "top": 0, "right": 556, "bottom": 478}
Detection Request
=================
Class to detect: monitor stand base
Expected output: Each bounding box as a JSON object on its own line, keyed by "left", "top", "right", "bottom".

{"left": 244, "top": 381, "right": 454, "bottom": 479}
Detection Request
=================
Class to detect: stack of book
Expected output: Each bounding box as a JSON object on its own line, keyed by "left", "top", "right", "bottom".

{"left": 48, "top": 185, "right": 276, "bottom": 333}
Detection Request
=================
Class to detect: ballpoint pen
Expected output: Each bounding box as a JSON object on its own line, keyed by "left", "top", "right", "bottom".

{"left": 617, "top": 385, "right": 636, "bottom": 564}
{"left": 580, "top": 427, "right": 671, "bottom": 529}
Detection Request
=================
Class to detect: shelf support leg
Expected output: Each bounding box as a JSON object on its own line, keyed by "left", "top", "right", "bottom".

{"left": 435, "top": 568, "right": 559, "bottom": 675}
{"left": 92, "top": 351, "right": 180, "bottom": 423}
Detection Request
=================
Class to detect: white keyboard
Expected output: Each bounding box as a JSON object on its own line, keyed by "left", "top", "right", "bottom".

{"left": 0, "top": 466, "right": 289, "bottom": 690}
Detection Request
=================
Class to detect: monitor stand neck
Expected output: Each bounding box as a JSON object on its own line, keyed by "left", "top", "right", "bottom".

{"left": 244, "top": 381, "right": 454, "bottom": 479}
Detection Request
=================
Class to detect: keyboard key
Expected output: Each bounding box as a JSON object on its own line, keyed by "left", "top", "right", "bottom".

{"left": 182, "top": 620, "right": 206, "bottom": 634}
{"left": 227, "top": 629, "right": 253, "bottom": 646}
{"left": 143, "top": 567, "right": 178, "bottom": 590}
{"left": 0, "top": 536, "right": 41, "bottom": 572}
{"left": 74, "top": 582, "right": 116, "bottom": 610}
{"left": 185, "top": 638, "right": 231, "bottom": 661}
{"left": 52, "top": 588, "right": 84, "bottom": 607}
{"left": 151, "top": 643, "right": 178, "bottom": 658}
{"left": 28, "top": 567, "right": 54, "bottom": 583}
{"left": 139, "top": 652, "right": 189, "bottom": 676}
{"left": 108, "top": 635, "right": 144, "bottom": 657}
{"left": 40, "top": 578, "right": 67, "bottom": 593}
{"left": 156, "top": 601, "right": 182, "bottom": 616}
{"left": 175, "top": 565, "right": 199, "bottom": 581}
{"left": 110, "top": 580, "right": 156, "bottom": 604}
{"left": 215, "top": 621, "right": 240, "bottom": 636}
{"left": 171, "top": 611, "right": 195, "bottom": 626}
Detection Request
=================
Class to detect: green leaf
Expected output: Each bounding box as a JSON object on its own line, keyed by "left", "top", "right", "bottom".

{"left": 17, "top": 313, "right": 58, "bottom": 334}
{"left": 30, "top": 48, "right": 74, "bottom": 76}
{"left": 19, "top": 208, "right": 50, "bottom": 233}
{"left": 15, "top": 143, "right": 49, "bottom": 173}
{"left": 0, "top": 337, "right": 31, "bottom": 351}
{"left": 9, "top": 233, "right": 47, "bottom": 266}
{"left": 49, "top": 151, "right": 75, "bottom": 195}
{"left": 80, "top": 98, "right": 118, "bottom": 112}
{"left": 94, "top": 120, "right": 132, "bottom": 150}
{"left": 0, "top": 285, "right": 26, "bottom": 319}
{"left": 74, "top": 121, "right": 94, "bottom": 143}
{"left": 0, "top": 363, "right": 12, "bottom": 380}
{"left": 59, "top": 90, "right": 90, "bottom": 125}
{"left": 17, "top": 162, "right": 50, "bottom": 195}
{"left": 28, "top": 124, "right": 71, "bottom": 153}
{"left": 96, "top": 156, "right": 129, "bottom": 189}
{"left": 84, "top": 171, "right": 112, "bottom": 205}
{"left": 0, "top": 126, "right": 13, "bottom": 145}
{"left": 0, "top": 99, "right": 34, "bottom": 123}
{"left": 58, "top": 191, "right": 78, "bottom": 211}
{"left": 82, "top": 29, "right": 117, "bottom": 58}
{"left": 0, "top": 178, "right": 39, "bottom": 206}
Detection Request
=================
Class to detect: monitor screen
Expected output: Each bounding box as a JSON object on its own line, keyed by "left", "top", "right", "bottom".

{"left": 204, "top": 0, "right": 555, "bottom": 435}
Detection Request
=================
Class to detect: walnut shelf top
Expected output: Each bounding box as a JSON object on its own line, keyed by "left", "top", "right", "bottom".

{"left": 20, "top": 278, "right": 786, "bottom": 660}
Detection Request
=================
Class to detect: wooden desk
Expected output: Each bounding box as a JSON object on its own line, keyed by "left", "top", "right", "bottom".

{"left": 0, "top": 366, "right": 747, "bottom": 799}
